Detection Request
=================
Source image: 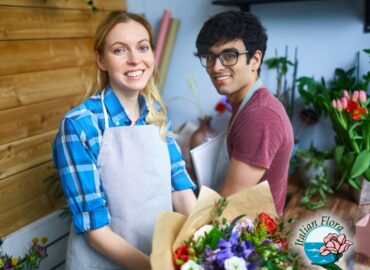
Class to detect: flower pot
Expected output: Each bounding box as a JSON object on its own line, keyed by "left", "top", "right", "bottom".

{"left": 189, "top": 116, "right": 216, "bottom": 149}
{"left": 298, "top": 157, "right": 335, "bottom": 187}
{"left": 350, "top": 177, "right": 370, "bottom": 205}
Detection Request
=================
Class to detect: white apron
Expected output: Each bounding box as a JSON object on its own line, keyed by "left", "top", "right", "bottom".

{"left": 65, "top": 90, "right": 172, "bottom": 270}
{"left": 193, "top": 79, "right": 264, "bottom": 190}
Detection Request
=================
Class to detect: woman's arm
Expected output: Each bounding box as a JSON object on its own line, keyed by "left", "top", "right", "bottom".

{"left": 85, "top": 226, "right": 150, "bottom": 270}
{"left": 172, "top": 189, "right": 197, "bottom": 215}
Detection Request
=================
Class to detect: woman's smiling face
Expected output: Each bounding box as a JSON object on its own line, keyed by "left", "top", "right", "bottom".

{"left": 96, "top": 20, "right": 155, "bottom": 94}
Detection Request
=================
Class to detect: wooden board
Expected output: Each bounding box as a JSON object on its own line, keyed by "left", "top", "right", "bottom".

{"left": 0, "top": 6, "right": 108, "bottom": 40}
{"left": 0, "top": 0, "right": 126, "bottom": 10}
{"left": 0, "top": 95, "right": 81, "bottom": 145}
{"left": 0, "top": 162, "right": 60, "bottom": 236}
{"left": 0, "top": 130, "right": 57, "bottom": 180}
{"left": 0, "top": 38, "right": 94, "bottom": 76}
{"left": 0, "top": 65, "right": 95, "bottom": 110}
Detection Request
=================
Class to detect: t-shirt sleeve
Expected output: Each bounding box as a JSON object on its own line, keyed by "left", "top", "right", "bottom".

{"left": 230, "top": 107, "right": 284, "bottom": 169}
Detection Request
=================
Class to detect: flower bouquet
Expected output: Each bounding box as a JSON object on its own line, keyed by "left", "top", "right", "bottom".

{"left": 329, "top": 90, "right": 370, "bottom": 190}
{"left": 151, "top": 182, "right": 299, "bottom": 270}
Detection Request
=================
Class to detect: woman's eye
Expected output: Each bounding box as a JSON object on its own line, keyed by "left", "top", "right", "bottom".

{"left": 138, "top": 46, "right": 150, "bottom": 53}
{"left": 113, "top": 48, "right": 126, "bottom": 55}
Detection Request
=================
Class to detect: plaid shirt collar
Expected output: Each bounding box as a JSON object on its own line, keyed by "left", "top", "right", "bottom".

{"left": 103, "top": 86, "right": 149, "bottom": 125}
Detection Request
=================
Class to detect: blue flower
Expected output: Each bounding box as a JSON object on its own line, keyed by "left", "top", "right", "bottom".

{"left": 216, "top": 232, "right": 255, "bottom": 269}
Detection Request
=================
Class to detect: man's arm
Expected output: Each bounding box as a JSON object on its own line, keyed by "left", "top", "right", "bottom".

{"left": 219, "top": 158, "right": 266, "bottom": 197}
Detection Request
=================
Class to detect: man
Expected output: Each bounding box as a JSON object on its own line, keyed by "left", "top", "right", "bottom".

{"left": 195, "top": 10, "right": 293, "bottom": 216}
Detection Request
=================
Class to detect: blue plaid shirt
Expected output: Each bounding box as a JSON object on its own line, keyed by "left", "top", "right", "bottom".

{"left": 53, "top": 87, "right": 195, "bottom": 234}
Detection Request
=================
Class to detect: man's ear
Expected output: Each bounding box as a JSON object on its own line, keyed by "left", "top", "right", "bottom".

{"left": 250, "top": 50, "right": 262, "bottom": 72}
{"left": 95, "top": 51, "right": 107, "bottom": 71}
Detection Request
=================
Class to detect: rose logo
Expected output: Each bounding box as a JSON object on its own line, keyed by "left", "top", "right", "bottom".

{"left": 303, "top": 227, "right": 352, "bottom": 269}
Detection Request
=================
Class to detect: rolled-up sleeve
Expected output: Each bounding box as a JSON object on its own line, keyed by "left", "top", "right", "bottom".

{"left": 165, "top": 119, "right": 196, "bottom": 191}
{"left": 53, "top": 117, "right": 109, "bottom": 234}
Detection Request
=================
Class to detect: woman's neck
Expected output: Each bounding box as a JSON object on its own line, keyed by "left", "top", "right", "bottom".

{"left": 112, "top": 87, "right": 141, "bottom": 124}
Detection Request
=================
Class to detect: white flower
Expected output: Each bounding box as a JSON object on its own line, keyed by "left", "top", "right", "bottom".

{"left": 232, "top": 217, "right": 254, "bottom": 233}
{"left": 224, "top": 256, "right": 247, "bottom": 270}
{"left": 193, "top": 224, "right": 214, "bottom": 241}
{"left": 181, "top": 260, "right": 204, "bottom": 270}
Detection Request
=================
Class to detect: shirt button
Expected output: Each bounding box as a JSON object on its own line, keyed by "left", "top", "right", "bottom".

{"left": 115, "top": 121, "right": 119, "bottom": 125}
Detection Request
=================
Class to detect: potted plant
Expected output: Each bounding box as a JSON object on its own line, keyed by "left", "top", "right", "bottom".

{"left": 296, "top": 145, "right": 335, "bottom": 210}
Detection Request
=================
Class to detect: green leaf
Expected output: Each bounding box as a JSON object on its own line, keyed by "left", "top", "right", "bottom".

{"left": 348, "top": 178, "right": 362, "bottom": 189}
{"left": 350, "top": 150, "right": 370, "bottom": 179}
{"left": 364, "top": 168, "right": 370, "bottom": 181}
{"left": 335, "top": 146, "right": 345, "bottom": 163}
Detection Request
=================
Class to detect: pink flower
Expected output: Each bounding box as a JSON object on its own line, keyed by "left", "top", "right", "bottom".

{"left": 359, "top": 90, "right": 367, "bottom": 103}
{"left": 332, "top": 99, "right": 337, "bottom": 109}
{"left": 343, "top": 90, "right": 350, "bottom": 100}
{"left": 352, "top": 90, "right": 359, "bottom": 102}
{"left": 340, "top": 97, "right": 348, "bottom": 110}
{"left": 319, "top": 233, "right": 353, "bottom": 256}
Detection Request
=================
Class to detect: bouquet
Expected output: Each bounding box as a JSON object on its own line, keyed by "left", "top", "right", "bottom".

{"left": 0, "top": 237, "right": 48, "bottom": 270}
{"left": 151, "top": 182, "right": 299, "bottom": 270}
{"left": 329, "top": 90, "right": 370, "bottom": 188}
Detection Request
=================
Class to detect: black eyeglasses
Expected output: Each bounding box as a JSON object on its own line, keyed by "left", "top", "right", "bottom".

{"left": 198, "top": 50, "right": 249, "bottom": 68}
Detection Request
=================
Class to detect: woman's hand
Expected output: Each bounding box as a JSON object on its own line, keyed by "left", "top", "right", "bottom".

{"left": 85, "top": 226, "right": 151, "bottom": 270}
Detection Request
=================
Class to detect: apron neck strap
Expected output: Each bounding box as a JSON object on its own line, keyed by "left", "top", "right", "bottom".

{"left": 229, "top": 78, "right": 264, "bottom": 130}
{"left": 101, "top": 89, "right": 110, "bottom": 129}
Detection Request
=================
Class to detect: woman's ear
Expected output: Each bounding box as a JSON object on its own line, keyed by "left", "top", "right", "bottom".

{"left": 250, "top": 50, "right": 262, "bottom": 72}
{"left": 95, "top": 51, "right": 107, "bottom": 71}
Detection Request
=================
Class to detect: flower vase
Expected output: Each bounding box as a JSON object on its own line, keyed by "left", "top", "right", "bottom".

{"left": 350, "top": 177, "right": 370, "bottom": 205}
{"left": 189, "top": 116, "right": 216, "bottom": 149}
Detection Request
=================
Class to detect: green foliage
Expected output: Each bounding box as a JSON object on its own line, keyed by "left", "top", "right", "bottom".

{"left": 264, "top": 46, "right": 298, "bottom": 120}
{"left": 297, "top": 145, "right": 334, "bottom": 210}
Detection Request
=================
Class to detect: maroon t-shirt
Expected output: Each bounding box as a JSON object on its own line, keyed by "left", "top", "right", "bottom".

{"left": 227, "top": 87, "right": 294, "bottom": 216}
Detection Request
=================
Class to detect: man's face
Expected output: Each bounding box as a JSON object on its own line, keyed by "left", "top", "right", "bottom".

{"left": 204, "top": 39, "right": 260, "bottom": 102}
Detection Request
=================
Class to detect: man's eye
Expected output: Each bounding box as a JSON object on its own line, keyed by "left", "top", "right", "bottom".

{"left": 205, "top": 55, "right": 216, "bottom": 61}
{"left": 113, "top": 48, "right": 126, "bottom": 54}
{"left": 222, "top": 52, "right": 236, "bottom": 60}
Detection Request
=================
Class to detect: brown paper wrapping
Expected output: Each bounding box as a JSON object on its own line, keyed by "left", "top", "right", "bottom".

{"left": 150, "top": 181, "right": 277, "bottom": 270}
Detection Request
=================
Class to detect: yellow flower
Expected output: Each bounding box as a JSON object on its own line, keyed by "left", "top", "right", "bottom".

{"left": 41, "top": 237, "right": 48, "bottom": 244}
{"left": 32, "top": 237, "right": 39, "bottom": 244}
{"left": 11, "top": 256, "right": 19, "bottom": 266}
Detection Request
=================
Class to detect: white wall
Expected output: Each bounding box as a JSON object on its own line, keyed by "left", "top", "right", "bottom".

{"left": 127, "top": 0, "right": 370, "bottom": 148}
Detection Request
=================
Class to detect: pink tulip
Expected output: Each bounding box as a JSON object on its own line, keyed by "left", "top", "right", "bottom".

{"left": 332, "top": 99, "right": 337, "bottom": 109}
{"left": 319, "top": 233, "right": 353, "bottom": 256}
{"left": 336, "top": 99, "right": 342, "bottom": 111}
{"left": 343, "top": 90, "right": 350, "bottom": 100}
{"left": 359, "top": 90, "right": 367, "bottom": 103}
{"left": 340, "top": 97, "right": 348, "bottom": 109}
{"left": 352, "top": 90, "right": 359, "bottom": 102}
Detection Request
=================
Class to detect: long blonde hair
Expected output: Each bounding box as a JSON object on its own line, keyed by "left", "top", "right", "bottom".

{"left": 94, "top": 11, "right": 168, "bottom": 138}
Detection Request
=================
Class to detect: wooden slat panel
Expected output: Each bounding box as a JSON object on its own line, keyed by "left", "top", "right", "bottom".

{"left": 0, "top": 162, "right": 56, "bottom": 214}
{"left": 0, "top": 38, "right": 94, "bottom": 76}
{"left": 0, "top": 130, "right": 57, "bottom": 180}
{"left": 0, "top": 6, "right": 108, "bottom": 40}
{"left": 0, "top": 195, "right": 55, "bottom": 236}
{"left": 0, "top": 95, "right": 81, "bottom": 145}
{"left": 0, "top": 65, "right": 95, "bottom": 110}
{"left": 0, "top": 0, "right": 126, "bottom": 11}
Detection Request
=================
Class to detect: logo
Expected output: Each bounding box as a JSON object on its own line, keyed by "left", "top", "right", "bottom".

{"left": 294, "top": 214, "right": 353, "bottom": 269}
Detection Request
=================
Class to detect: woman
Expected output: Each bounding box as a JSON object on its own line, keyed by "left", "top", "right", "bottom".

{"left": 53, "top": 11, "right": 197, "bottom": 269}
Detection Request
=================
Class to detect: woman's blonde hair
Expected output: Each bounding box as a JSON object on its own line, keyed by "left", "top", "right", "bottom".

{"left": 94, "top": 11, "right": 168, "bottom": 138}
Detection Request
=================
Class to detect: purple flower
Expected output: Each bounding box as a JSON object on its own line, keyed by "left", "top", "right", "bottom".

{"left": 216, "top": 232, "right": 255, "bottom": 269}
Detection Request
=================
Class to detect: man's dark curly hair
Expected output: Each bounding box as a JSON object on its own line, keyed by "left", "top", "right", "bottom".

{"left": 196, "top": 11, "right": 267, "bottom": 74}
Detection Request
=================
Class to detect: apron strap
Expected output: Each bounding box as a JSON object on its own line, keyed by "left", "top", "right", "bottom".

{"left": 228, "top": 78, "right": 264, "bottom": 131}
{"left": 101, "top": 89, "right": 110, "bottom": 129}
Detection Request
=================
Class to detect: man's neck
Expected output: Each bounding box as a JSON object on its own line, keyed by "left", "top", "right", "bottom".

{"left": 228, "top": 78, "right": 259, "bottom": 104}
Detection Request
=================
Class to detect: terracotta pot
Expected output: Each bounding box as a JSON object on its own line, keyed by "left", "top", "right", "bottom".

{"left": 189, "top": 116, "right": 216, "bottom": 149}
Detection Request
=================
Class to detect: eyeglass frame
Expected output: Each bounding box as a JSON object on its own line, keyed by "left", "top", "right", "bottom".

{"left": 196, "top": 50, "right": 249, "bottom": 68}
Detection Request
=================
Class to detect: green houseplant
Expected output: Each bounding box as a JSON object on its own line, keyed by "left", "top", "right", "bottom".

{"left": 296, "top": 145, "right": 334, "bottom": 210}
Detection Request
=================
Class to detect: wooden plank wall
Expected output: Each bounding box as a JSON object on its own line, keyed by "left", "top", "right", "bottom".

{"left": 0, "top": 0, "right": 127, "bottom": 236}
